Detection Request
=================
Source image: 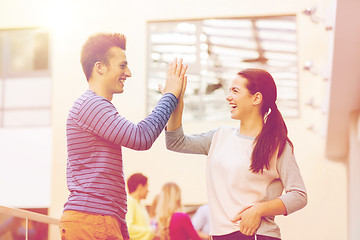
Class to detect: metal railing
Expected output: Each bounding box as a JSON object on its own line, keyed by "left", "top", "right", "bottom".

{"left": 0, "top": 205, "right": 59, "bottom": 240}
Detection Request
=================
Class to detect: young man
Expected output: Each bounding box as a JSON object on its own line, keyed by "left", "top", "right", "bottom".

{"left": 59, "top": 33, "right": 187, "bottom": 240}
{"left": 126, "top": 173, "right": 155, "bottom": 240}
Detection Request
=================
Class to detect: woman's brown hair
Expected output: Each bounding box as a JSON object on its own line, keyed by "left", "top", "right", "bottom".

{"left": 238, "top": 68, "right": 293, "bottom": 173}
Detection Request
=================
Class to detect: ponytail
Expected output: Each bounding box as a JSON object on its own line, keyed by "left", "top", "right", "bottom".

{"left": 237, "top": 69, "right": 293, "bottom": 173}
{"left": 250, "top": 105, "right": 293, "bottom": 173}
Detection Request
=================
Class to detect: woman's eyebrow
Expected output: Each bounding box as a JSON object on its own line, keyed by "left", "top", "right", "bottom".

{"left": 229, "top": 87, "right": 240, "bottom": 91}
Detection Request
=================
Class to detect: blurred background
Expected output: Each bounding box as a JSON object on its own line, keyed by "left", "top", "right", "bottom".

{"left": 0, "top": 0, "right": 359, "bottom": 239}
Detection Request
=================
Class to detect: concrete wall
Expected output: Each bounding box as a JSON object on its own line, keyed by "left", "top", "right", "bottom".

{"left": 0, "top": 0, "right": 348, "bottom": 239}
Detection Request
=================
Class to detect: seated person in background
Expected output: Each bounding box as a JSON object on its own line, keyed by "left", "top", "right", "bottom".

{"left": 191, "top": 204, "right": 210, "bottom": 240}
{"left": 126, "top": 173, "right": 156, "bottom": 240}
{"left": 156, "top": 182, "right": 201, "bottom": 240}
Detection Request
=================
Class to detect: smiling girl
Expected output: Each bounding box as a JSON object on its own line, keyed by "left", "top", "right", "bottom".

{"left": 165, "top": 68, "right": 307, "bottom": 240}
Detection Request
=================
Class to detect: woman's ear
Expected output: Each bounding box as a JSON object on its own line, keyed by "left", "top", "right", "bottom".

{"left": 253, "top": 92, "right": 263, "bottom": 106}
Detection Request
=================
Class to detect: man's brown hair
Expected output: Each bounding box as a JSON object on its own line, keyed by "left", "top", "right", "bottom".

{"left": 81, "top": 33, "right": 126, "bottom": 81}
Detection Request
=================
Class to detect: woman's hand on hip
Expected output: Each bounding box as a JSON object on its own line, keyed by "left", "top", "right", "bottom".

{"left": 232, "top": 204, "right": 261, "bottom": 236}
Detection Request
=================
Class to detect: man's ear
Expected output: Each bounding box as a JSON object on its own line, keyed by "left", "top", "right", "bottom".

{"left": 253, "top": 92, "right": 263, "bottom": 106}
{"left": 94, "top": 62, "right": 103, "bottom": 74}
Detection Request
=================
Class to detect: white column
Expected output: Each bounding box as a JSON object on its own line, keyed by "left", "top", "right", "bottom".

{"left": 349, "top": 111, "right": 360, "bottom": 240}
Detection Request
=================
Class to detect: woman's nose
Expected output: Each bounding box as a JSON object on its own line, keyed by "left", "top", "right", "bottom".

{"left": 226, "top": 93, "right": 232, "bottom": 101}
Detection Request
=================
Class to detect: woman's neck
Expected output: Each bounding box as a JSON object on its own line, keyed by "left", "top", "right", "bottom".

{"left": 239, "top": 116, "right": 264, "bottom": 137}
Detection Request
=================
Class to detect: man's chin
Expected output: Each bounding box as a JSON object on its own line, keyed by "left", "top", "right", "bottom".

{"left": 114, "top": 89, "right": 124, "bottom": 94}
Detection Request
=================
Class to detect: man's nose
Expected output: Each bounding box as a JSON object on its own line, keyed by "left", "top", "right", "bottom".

{"left": 125, "top": 67, "right": 132, "bottom": 77}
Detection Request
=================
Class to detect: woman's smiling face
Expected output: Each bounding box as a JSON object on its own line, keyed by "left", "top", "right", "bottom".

{"left": 225, "top": 75, "right": 255, "bottom": 120}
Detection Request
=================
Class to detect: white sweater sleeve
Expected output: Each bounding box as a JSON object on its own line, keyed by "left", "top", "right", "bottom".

{"left": 165, "top": 125, "right": 216, "bottom": 155}
{"left": 277, "top": 143, "right": 308, "bottom": 215}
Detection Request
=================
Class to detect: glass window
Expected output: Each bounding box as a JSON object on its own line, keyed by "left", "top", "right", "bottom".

{"left": 0, "top": 34, "right": 3, "bottom": 76}
{"left": 147, "top": 16, "right": 299, "bottom": 121}
{"left": 4, "top": 78, "right": 51, "bottom": 108}
{"left": 0, "top": 80, "right": 3, "bottom": 109}
{"left": 0, "top": 28, "right": 50, "bottom": 128}
{"left": 34, "top": 31, "right": 49, "bottom": 70}
{"left": 9, "top": 31, "right": 34, "bottom": 73}
{"left": 3, "top": 109, "right": 50, "bottom": 127}
{"left": 8, "top": 29, "right": 49, "bottom": 74}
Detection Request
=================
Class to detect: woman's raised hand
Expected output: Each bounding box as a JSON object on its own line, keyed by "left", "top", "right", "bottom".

{"left": 159, "top": 58, "right": 188, "bottom": 99}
